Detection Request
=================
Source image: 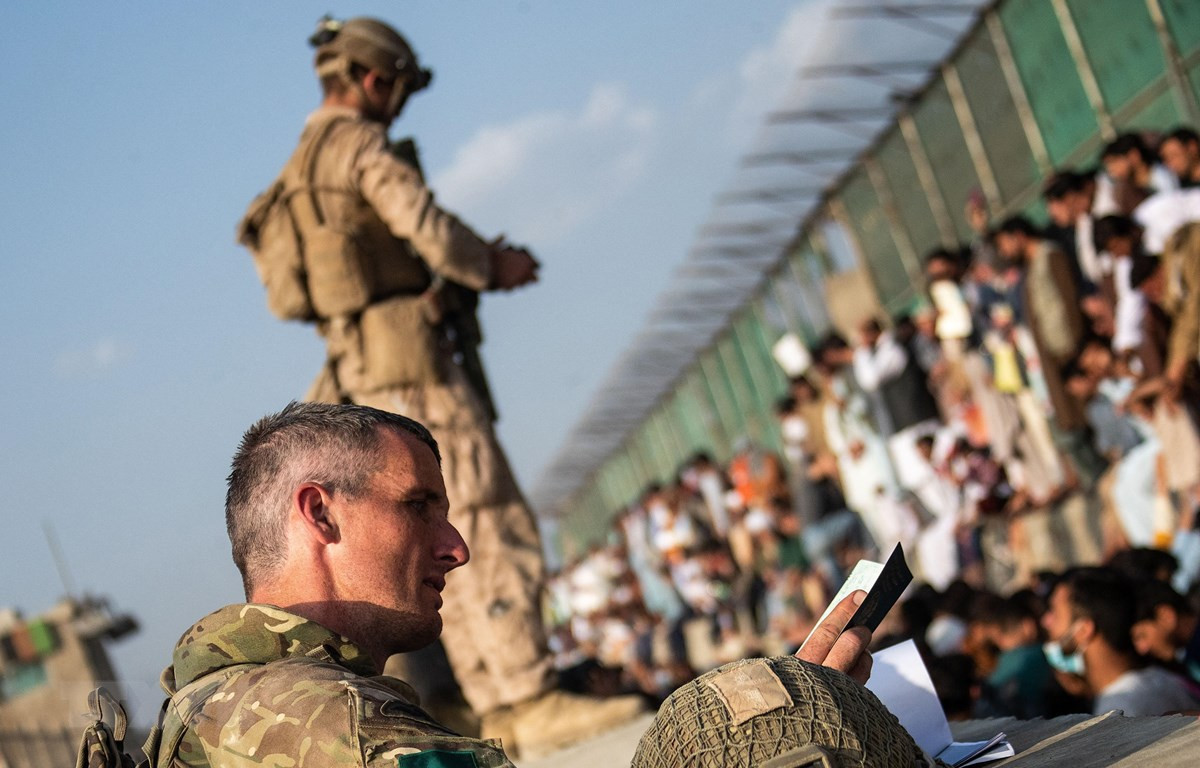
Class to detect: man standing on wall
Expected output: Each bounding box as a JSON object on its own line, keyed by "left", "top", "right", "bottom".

{"left": 236, "top": 16, "right": 639, "bottom": 755}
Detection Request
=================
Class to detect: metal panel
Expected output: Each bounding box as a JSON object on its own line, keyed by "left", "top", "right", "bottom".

{"left": 956, "top": 24, "right": 1042, "bottom": 205}
{"left": 733, "top": 312, "right": 785, "bottom": 454}
{"left": 590, "top": 461, "right": 618, "bottom": 517}
{"left": 667, "top": 385, "right": 703, "bottom": 459}
{"left": 775, "top": 240, "right": 830, "bottom": 339}
{"left": 817, "top": 215, "right": 861, "bottom": 275}
{"left": 745, "top": 308, "right": 792, "bottom": 453}
{"left": 715, "top": 334, "right": 758, "bottom": 443}
{"left": 911, "top": 78, "right": 983, "bottom": 244}
{"left": 624, "top": 432, "right": 652, "bottom": 492}
{"left": 683, "top": 366, "right": 729, "bottom": 461}
{"left": 865, "top": 156, "right": 923, "bottom": 285}
{"left": 1189, "top": 56, "right": 1200, "bottom": 116}
{"left": 617, "top": 451, "right": 642, "bottom": 503}
{"left": 1146, "top": 0, "right": 1200, "bottom": 124}
{"left": 986, "top": 10, "right": 1054, "bottom": 176}
{"left": 798, "top": 257, "right": 834, "bottom": 336}
{"left": 1052, "top": 0, "right": 1114, "bottom": 138}
{"left": 876, "top": 130, "right": 944, "bottom": 258}
{"left": 732, "top": 312, "right": 777, "bottom": 414}
{"left": 647, "top": 413, "right": 676, "bottom": 481}
{"left": 632, "top": 423, "right": 663, "bottom": 485}
{"left": 769, "top": 274, "right": 809, "bottom": 338}
{"left": 1067, "top": 0, "right": 1165, "bottom": 115}
{"left": 794, "top": 247, "right": 833, "bottom": 335}
{"left": 594, "top": 462, "right": 626, "bottom": 514}
{"left": 756, "top": 282, "right": 790, "bottom": 335}
{"left": 569, "top": 486, "right": 609, "bottom": 546}
{"left": 700, "top": 350, "right": 745, "bottom": 452}
{"left": 653, "top": 406, "right": 688, "bottom": 476}
{"left": 750, "top": 301, "right": 790, "bottom": 395}
{"left": 944, "top": 62, "right": 1003, "bottom": 212}
{"left": 772, "top": 262, "right": 816, "bottom": 339}
{"left": 898, "top": 114, "right": 958, "bottom": 245}
{"left": 838, "top": 169, "right": 910, "bottom": 310}
{"left": 998, "top": 0, "right": 1101, "bottom": 164}
{"left": 640, "top": 410, "right": 668, "bottom": 482}
{"left": 667, "top": 377, "right": 707, "bottom": 458}
{"left": 1159, "top": 0, "right": 1200, "bottom": 56}
{"left": 1116, "top": 85, "right": 1184, "bottom": 131}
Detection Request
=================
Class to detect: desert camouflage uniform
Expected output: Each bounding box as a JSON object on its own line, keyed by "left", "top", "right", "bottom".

{"left": 143, "top": 604, "right": 515, "bottom": 767}
{"left": 280, "top": 104, "right": 555, "bottom": 714}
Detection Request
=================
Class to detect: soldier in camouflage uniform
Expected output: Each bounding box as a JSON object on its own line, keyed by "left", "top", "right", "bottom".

{"left": 142, "top": 403, "right": 512, "bottom": 766}
{"left": 148, "top": 605, "right": 512, "bottom": 767}
{"left": 135, "top": 402, "right": 877, "bottom": 767}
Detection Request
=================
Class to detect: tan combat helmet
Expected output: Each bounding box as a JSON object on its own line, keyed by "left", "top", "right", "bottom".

{"left": 309, "top": 16, "right": 432, "bottom": 118}
{"left": 631, "top": 656, "right": 945, "bottom": 768}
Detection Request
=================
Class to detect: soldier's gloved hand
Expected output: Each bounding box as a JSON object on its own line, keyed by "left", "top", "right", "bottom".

{"left": 489, "top": 246, "right": 540, "bottom": 291}
{"left": 795, "top": 590, "right": 873, "bottom": 685}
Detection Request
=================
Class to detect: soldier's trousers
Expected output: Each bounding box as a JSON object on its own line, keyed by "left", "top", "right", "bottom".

{"left": 349, "top": 365, "right": 556, "bottom": 715}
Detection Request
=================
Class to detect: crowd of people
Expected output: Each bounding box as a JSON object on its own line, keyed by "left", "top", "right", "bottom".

{"left": 543, "top": 126, "right": 1200, "bottom": 720}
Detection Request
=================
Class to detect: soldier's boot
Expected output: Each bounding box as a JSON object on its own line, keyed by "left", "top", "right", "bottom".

{"left": 482, "top": 689, "right": 646, "bottom": 758}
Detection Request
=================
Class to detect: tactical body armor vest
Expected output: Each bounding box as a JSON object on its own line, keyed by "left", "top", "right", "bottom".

{"left": 237, "top": 116, "right": 433, "bottom": 322}
{"left": 238, "top": 115, "right": 446, "bottom": 392}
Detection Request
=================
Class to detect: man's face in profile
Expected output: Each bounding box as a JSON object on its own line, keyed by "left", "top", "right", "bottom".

{"left": 329, "top": 429, "right": 469, "bottom": 652}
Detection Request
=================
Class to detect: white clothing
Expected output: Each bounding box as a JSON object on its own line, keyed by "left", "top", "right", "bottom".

{"left": 1076, "top": 214, "right": 1102, "bottom": 285}
{"left": 852, "top": 332, "right": 908, "bottom": 393}
{"left": 823, "top": 385, "right": 897, "bottom": 541}
{"left": 1113, "top": 419, "right": 1161, "bottom": 547}
{"left": 697, "top": 470, "right": 731, "bottom": 539}
{"left": 1095, "top": 164, "right": 1179, "bottom": 218}
{"left": 1112, "top": 256, "right": 1146, "bottom": 353}
{"left": 1135, "top": 187, "right": 1200, "bottom": 253}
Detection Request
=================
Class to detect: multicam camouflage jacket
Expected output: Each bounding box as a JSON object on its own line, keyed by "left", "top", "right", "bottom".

{"left": 142, "top": 604, "right": 515, "bottom": 767}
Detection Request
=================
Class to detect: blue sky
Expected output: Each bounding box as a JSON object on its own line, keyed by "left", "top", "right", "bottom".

{"left": 0, "top": 1, "right": 834, "bottom": 720}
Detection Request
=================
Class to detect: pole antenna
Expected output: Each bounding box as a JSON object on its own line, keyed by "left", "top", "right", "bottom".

{"left": 42, "top": 520, "right": 78, "bottom": 599}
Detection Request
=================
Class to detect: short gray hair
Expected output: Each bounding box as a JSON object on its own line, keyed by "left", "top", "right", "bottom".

{"left": 225, "top": 401, "right": 440, "bottom": 596}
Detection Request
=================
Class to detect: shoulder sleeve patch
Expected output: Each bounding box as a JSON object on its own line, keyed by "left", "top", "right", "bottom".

{"left": 398, "top": 749, "right": 479, "bottom": 767}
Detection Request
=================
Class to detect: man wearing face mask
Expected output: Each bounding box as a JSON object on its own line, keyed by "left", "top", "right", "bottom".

{"left": 1042, "top": 567, "right": 1199, "bottom": 716}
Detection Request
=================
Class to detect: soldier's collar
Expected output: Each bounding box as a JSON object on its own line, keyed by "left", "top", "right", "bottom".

{"left": 306, "top": 104, "right": 363, "bottom": 127}
{"left": 169, "top": 603, "right": 378, "bottom": 688}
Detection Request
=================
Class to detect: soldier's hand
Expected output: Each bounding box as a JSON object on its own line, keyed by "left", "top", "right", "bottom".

{"left": 796, "top": 590, "right": 872, "bottom": 685}
{"left": 489, "top": 246, "right": 540, "bottom": 291}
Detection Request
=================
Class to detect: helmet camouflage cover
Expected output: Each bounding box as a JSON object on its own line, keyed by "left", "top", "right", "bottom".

{"left": 632, "top": 656, "right": 945, "bottom": 768}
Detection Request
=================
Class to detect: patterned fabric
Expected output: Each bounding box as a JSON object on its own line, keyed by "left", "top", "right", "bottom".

{"left": 146, "top": 604, "right": 515, "bottom": 768}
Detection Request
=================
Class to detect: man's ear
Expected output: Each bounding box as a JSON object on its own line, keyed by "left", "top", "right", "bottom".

{"left": 295, "top": 482, "right": 340, "bottom": 545}
{"left": 1156, "top": 605, "right": 1179, "bottom": 634}
{"left": 1075, "top": 617, "right": 1097, "bottom": 646}
{"left": 362, "top": 69, "right": 390, "bottom": 99}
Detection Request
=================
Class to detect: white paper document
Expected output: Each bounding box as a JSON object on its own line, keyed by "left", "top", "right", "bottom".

{"left": 867, "top": 640, "right": 1014, "bottom": 766}
{"left": 803, "top": 559, "right": 883, "bottom": 646}
{"left": 801, "top": 544, "right": 912, "bottom": 648}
